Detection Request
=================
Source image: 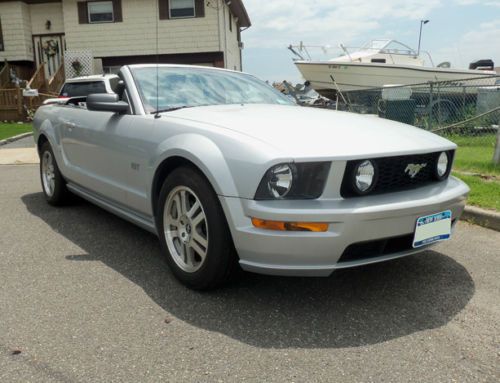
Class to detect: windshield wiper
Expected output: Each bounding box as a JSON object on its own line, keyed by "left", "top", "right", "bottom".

{"left": 154, "top": 106, "right": 192, "bottom": 114}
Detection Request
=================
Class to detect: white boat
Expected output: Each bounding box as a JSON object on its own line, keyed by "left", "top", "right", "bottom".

{"left": 291, "top": 40, "right": 497, "bottom": 99}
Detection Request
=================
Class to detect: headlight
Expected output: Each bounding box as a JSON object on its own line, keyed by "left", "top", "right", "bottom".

{"left": 436, "top": 151, "right": 450, "bottom": 179}
{"left": 267, "top": 164, "right": 294, "bottom": 198}
{"left": 354, "top": 160, "right": 377, "bottom": 194}
{"left": 255, "top": 162, "right": 331, "bottom": 200}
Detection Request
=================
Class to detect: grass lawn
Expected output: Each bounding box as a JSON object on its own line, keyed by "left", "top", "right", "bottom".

{"left": 0, "top": 123, "right": 32, "bottom": 141}
{"left": 444, "top": 135, "right": 500, "bottom": 210}
{"left": 445, "top": 134, "right": 500, "bottom": 176}
{"left": 454, "top": 173, "right": 500, "bottom": 211}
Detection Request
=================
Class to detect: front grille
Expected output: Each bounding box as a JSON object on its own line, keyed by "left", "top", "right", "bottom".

{"left": 339, "top": 219, "right": 457, "bottom": 263}
{"left": 340, "top": 151, "right": 454, "bottom": 198}
{"left": 339, "top": 234, "right": 414, "bottom": 263}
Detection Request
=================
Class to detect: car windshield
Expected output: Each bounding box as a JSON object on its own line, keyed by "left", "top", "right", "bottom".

{"left": 130, "top": 66, "right": 294, "bottom": 113}
{"left": 60, "top": 81, "right": 107, "bottom": 97}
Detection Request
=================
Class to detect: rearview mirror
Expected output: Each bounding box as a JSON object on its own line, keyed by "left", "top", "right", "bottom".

{"left": 87, "top": 93, "right": 129, "bottom": 114}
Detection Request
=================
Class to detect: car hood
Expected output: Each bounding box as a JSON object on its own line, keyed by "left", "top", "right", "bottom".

{"left": 167, "top": 104, "right": 456, "bottom": 160}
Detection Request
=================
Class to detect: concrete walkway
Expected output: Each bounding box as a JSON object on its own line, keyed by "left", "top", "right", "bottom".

{"left": 0, "top": 136, "right": 38, "bottom": 165}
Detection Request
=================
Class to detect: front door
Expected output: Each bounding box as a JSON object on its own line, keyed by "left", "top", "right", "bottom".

{"left": 33, "top": 34, "right": 65, "bottom": 78}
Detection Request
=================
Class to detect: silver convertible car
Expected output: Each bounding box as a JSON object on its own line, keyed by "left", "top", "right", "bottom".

{"left": 33, "top": 64, "right": 469, "bottom": 289}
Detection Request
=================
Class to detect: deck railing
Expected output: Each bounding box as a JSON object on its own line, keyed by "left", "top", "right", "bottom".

{"left": 48, "top": 63, "right": 65, "bottom": 95}
{"left": 0, "top": 62, "right": 10, "bottom": 88}
{"left": 0, "top": 87, "right": 24, "bottom": 120}
{"left": 27, "top": 63, "right": 47, "bottom": 91}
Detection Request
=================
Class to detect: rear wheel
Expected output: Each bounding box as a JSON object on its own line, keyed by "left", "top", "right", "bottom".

{"left": 39, "top": 141, "right": 70, "bottom": 206}
{"left": 156, "top": 166, "right": 239, "bottom": 290}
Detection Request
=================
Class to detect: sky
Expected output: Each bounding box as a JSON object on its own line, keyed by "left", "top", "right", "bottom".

{"left": 240, "top": 0, "right": 500, "bottom": 84}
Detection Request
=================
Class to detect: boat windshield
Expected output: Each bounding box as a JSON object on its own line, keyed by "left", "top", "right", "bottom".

{"left": 362, "top": 39, "right": 391, "bottom": 50}
{"left": 362, "top": 40, "right": 416, "bottom": 55}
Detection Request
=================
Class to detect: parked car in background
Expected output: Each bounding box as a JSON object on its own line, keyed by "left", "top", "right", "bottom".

{"left": 33, "top": 64, "right": 469, "bottom": 290}
{"left": 42, "top": 74, "right": 120, "bottom": 105}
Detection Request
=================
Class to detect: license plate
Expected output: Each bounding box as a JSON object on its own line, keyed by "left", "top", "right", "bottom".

{"left": 413, "top": 210, "right": 452, "bottom": 248}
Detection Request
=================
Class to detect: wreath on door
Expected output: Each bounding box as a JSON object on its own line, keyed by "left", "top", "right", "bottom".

{"left": 42, "top": 40, "right": 59, "bottom": 57}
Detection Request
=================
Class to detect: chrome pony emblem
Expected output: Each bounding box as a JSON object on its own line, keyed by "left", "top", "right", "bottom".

{"left": 405, "top": 163, "right": 427, "bottom": 178}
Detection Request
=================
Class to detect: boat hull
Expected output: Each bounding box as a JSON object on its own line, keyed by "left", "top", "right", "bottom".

{"left": 295, "top": 61, "right": 497, "bottom": 98}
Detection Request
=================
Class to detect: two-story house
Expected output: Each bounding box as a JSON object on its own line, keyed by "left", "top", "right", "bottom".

{"left": 0, "top": 0, "right": 250, "bottom": 82}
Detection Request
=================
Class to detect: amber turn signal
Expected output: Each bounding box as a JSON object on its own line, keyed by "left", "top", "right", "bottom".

{"left": 251, "top": 218, "right": 329, "bottom": 232}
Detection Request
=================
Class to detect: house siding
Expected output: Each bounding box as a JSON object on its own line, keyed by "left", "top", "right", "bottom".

{"left": 225, "top": 5, "right": 241, "bottom": 71}
{"left": 62, "top": 0, "right": 220, "bottom": 59}
{"left": 0, "top": 0, "right": 245, "bottom": 71}
{"left": 0, "top": 1, "right": 33, "bottom": 62}
{"left": 30, "top": 2, "right": 65, "bottom": 35}
{"left": 216, "top": 2, "right": 241, "bottom": 71}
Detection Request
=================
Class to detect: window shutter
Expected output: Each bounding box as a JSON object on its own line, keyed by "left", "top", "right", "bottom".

{"left": 0, "top": 18, "right": 4, "bottom": 51}
{"left": 77, "top": 1, "right": 89, "bottom": 24}
{"left": 113, "top": 0, "right": 123, "bottom": 22}
{"left": 195, "top": 0, "right": 205, "bottom": 18}
{"left": 159, "top": 0, "right": 170, "bottom": 20}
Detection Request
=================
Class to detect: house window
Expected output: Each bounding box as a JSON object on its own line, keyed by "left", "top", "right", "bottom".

{"left": 88, "top": 1, "right": 114, "bottom": 23}
{"left": 229, "top": 12, "right": 232, "bottom": 32}
{"left": 170, "top": 0, "right": 195, "bottom": 18}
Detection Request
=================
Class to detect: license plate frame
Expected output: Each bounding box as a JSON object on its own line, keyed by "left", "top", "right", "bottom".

{"left": 413, "top": 210, "right": 452, "bottom": 248}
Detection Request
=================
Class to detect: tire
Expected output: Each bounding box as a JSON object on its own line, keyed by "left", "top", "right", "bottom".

{"left": 156, "top": 166, "right": 239, "bottom": 290}
{"left": 39, "top": 141, "right": 70, "bottom": 206}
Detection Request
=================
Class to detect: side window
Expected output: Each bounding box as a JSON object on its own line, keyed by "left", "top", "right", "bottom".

{"left": 109, "top": 77, "right": 120, "bottom": 93}
{"left": 78, "top": 0, "right": 122, "bottom": 24}
{"left": 88, "top": 1, "right": 114, "bottom": 23}
{"left": 60, "top": 81, "right": 107, "bottom": 97}
{"left": 160, "top": 0, "right": 204, "bottom": 20}
{"left": 170, "top": 0, "right": 195, "bottom": 18}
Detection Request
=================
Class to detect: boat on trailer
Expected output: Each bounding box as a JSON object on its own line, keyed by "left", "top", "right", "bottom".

{"left": 291, "top": 39, "right": 497, "bottom": 99}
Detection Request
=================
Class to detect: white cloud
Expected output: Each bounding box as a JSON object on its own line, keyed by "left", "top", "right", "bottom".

{"left": 433, "top": 19, "right": 500, "bottom": 67}
{"left": 242, "top": 0, "right": 443, "bottom": 49}
{"left": 455, "top": 0, "right": 500, "bottom": 6}
{"left": 241, "top": 0, "right": 500, "bottom": 82}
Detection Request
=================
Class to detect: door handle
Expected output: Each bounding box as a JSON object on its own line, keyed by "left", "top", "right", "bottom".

{"left": 64, "top": 122, "right": 77, "bottom": 131}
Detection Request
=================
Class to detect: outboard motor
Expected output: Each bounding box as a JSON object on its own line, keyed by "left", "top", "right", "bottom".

{"left": 469, "top": 59, "right": 494, "bottom": 70}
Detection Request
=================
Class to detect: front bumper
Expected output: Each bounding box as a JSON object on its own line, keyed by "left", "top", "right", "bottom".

{"left": 219, "top": 176, "right": 469, "bottom": 276}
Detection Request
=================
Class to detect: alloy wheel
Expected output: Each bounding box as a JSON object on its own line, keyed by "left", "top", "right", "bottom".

{"left": 42, "top": 151, "right": 55, "bottom": 197}
{"left": 163, "top": 186, "right": 209, "bottom": 273}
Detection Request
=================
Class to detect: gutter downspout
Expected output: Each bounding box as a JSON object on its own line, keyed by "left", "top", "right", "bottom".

{"left": 217, "top": 0, "right": 222, "bottom": 55}
{"left": 222, "top": 1, "right": 228, "bottom": 68}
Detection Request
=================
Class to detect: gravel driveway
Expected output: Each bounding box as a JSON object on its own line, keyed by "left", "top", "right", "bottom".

{"left": 0, "top": 165, "right": 498, "bottom": 382}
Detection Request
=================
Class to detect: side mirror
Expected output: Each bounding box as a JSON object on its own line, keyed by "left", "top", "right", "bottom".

{"left": 87, "top": 93, "right": 129, "bottom": 114}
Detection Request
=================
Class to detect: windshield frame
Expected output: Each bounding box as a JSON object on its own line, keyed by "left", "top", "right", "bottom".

{"left": 129, "top": 65, "right": 294, "bottom": 114}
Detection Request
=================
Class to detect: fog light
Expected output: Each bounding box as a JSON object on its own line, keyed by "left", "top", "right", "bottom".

{"left": 251, "top": 218, "right": 329, "bottom": 232}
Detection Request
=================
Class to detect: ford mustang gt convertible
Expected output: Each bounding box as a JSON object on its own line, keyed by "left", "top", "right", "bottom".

{"left": 33, "top": 64, "right": 469, "bottom": 289}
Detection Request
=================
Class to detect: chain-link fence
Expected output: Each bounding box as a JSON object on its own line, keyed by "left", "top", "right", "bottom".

{"left": 330, "top": 75, "right": 500, "bottom": 167}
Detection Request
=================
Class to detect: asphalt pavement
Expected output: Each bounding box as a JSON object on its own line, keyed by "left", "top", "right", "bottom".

{"left": 0, "top": 164, "right": 499, "bottom": 382}
{"left": 0, "top": 135, "right": 36, "bottom": 149}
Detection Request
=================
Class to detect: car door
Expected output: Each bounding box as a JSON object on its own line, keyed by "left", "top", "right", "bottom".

{"left": 59, "top": 98, "right": 155, "bottom": 214}
{"left": 59, "top": 107, "right": 130, "bottom": 205}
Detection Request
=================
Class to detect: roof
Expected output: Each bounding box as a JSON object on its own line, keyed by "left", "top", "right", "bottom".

{"left": 229, "top": 0, "right": 251, "bottom": 28}
{"left": 66, "top": 74, "right": 119, "bottom": 83}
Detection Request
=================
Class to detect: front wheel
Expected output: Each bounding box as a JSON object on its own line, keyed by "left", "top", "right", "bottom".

{"left": 156, "top": 166, "right": 239, "bottom": 290}
{"left": 39, "top": 141, "right": 70, "bottom": 206}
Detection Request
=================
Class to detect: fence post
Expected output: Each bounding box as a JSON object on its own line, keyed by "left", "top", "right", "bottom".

{"left": 16, "top": 86, "right": 23, "bottom": 120}
{"left": 494, "top": 128, "right": 500, "bottom": 165}
{"left": 428, "top": 82, "right": 433, "bottom": 131}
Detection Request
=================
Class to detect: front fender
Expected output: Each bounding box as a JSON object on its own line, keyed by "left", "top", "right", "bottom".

{"left": 152, "top": 133, "right": 240, "bottom": 198}
{"left": 33, "top": 108, "right": 61, "bottom": 159}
